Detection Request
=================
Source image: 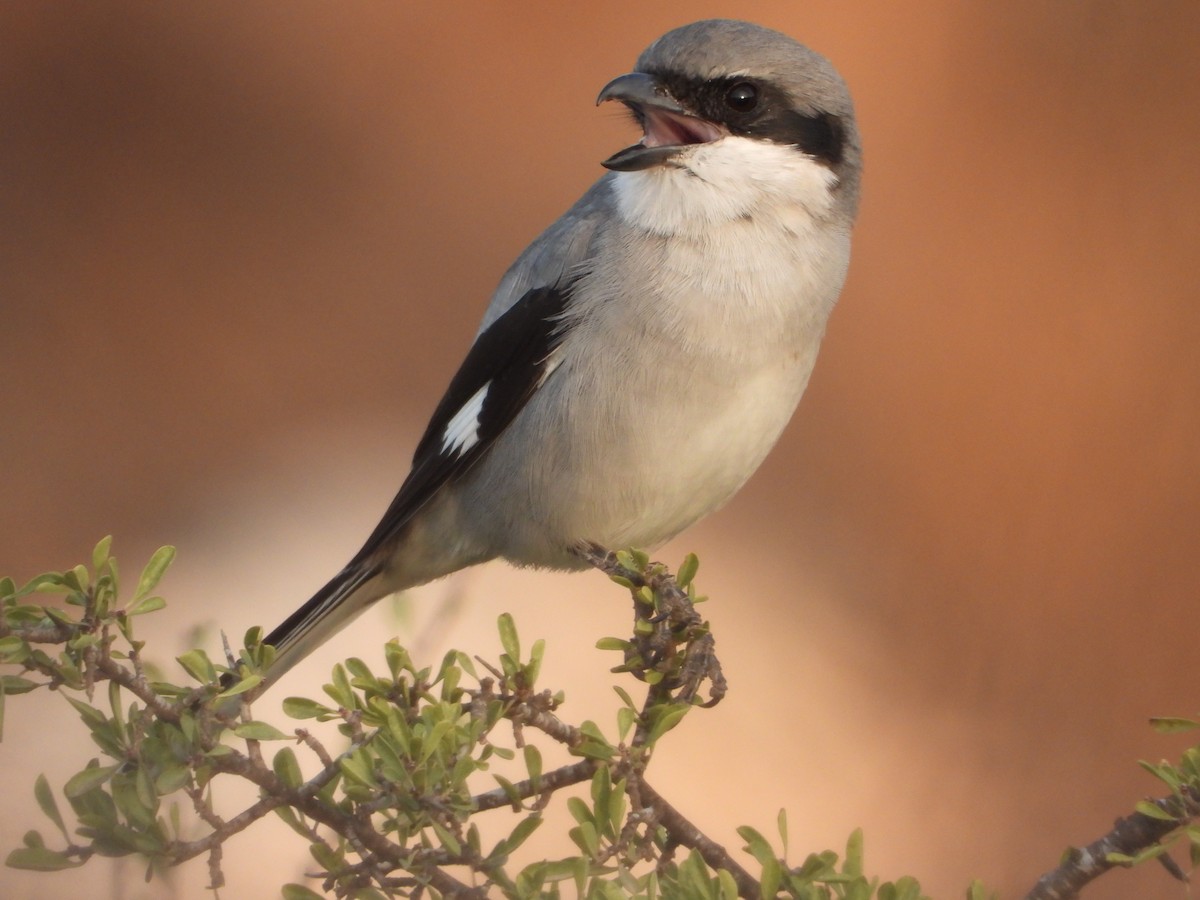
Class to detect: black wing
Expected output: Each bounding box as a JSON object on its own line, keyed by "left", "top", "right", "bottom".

{"left": 347, "top": 283, "right": 573, "bottom": 568}
{"left": 252, "top": 283, "right": 575, "bottom": 687}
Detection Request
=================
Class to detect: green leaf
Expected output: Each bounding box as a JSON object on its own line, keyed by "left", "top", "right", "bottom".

{"left": 273, "top": 806, "right": 311, "bottom": 839}
{"left": 344, "top": 656, "right": 374, "bottom": 683}
{"left": 64, "top": 695, "right": 107, "bottom": 728}
{"left": 243, "top": 626, "right": 264, "bottom": 652}
{"left": 760, "top": 857, "right": 782, "bottom": 898}
{"left": 219, "top": 673, "right": 264, "bottom": 698}
{"left": 124, "top": 594, "right": 166, "bottom": 617}
{"left": 737, "top": 825, "right": 776, "bottom": 868}
{"left": 384, "top": 641, "right": 412, "bottom": 680}
{"left": 1138, "top": 759, "right": 1183, "bottom": 791}
{"left": 676, "top": 849, "right": 711, "bottom": 895}
{"left": 92, "top": 536, "right": 114, "bottom": 572}
{"left": 34, "top": 775, "right": 67, "bottom": 839}
{"left": 429, "top": 818, "right": 461, "bottom": 855}
{"left": 45, "top": 605, "right": 78, "bottom": 625}
{"left": 843, "top": 825, "right": 862, "bottom": 877}
{"left": 281, "top": 885, "right": 325, "bottom": 900}
{"left": 579, "top": 720, "right": 610, "bottom": 745}
{"left": 493, "top": 775, "right": 521, "bottom": 809}
{"left": 573, "top": 720, "right": 615, "bottom": 760}
{"left": 0, "top": 675, "right": 38, "bottom": 695}
{"left": 569, "top": 821, "right": 600, "bottom": 858}
{"left": 498, "top": 612, "right": 520, "bottom": 661}
{"left": 325, "top": 664, "right": 354, "bottom": 708}
{"left": 64, "top": 565, "right": 88, "bottom": 593}
{"left": 616, "top": 707, "right": 636, "bottom": 741}
{"left": 274, "top": 747, "right": 304, "bottom": 789}
{"left": 606, "top": 779, "right": 626, "bottom": 842}
{"left": 31, "top": 572, "right": 69, "bottom": 595}
{"left": 465, "top": 822, "right": 481, "bottom": 858}
{"left": 676, "top": 553, "right": 700, "bottom": 589}
{"left": 523, "top": 745, "right": 542, "bottom": 784}
{"left": 1124, "top": 843, "right": 1169, "bottom": 865}
{"left": 133, "top": 546, "right": 176, "bottom": 602}
{"left": 717, "top": 869, "right": 738, "bottom": 900}
{"left": 309, "top": 840, "right": 344, "bottom": 873}
{"left": 526, "top": 638, "right": 544, "bottom": 682}
{"left": 453, "top": 650, "right": 477, "bottom": 679}
{"left": 64, "top": 764, "right": 118, "bottom": 798}
{"left": 595, "top": 637, "right": 632, "bottom": 652}
{"left": 107, "top": 680, "right": 124, "bottom": 732}
{"left": 110, "top": 772, "right": 155, "bottom": 829}
{"left": 645, "top": 703, "right": 689, "bottom": 744}
{"left": 574, "top": 741, "right": 615, "bottom": 761}
{"left": 1134, "top": 800, "right": 1178, "bottom": 822}
{"left": 154, "top": 764, "right": 192, "bottom": 795}
{"left": 234, "top": 721, "right": 290, "bottom": 741}
{"left": 282, "top": 697, "right": 330, "bottom": 720}
{"left": 1182, "top": 748, "right": 1200, "bottom": 781}
{"left": 67, "top": 634, "right": 100, "bottom": 651}
{"left": 1149, "top": 716, "right": 1200, "bottom": 734}
{"left": 590, "top": 766, "right": 613, "bottom": 834}
{"left": 6, "top": 846, "right": 83, "bottom": 871}
{"left": 494, "top": 815, "right": 542, "bottom": 859}
{"left": 176, "top": 649, "right": 217, "bottom": 684}
{"left": 567, "top": 796, "right": 593, "bottom": 826}
{"left": 339, "top": 749, "right": 376, "bottom": 788}
{"left": 134, "top": 764, "right": 156, "bottom": 813}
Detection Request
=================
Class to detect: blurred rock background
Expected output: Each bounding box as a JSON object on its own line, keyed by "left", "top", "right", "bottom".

{"left": 2, "top": 2, "right": 1198, "bottom": 897}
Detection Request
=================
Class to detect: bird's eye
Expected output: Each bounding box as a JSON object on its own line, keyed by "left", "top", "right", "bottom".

{"left": 724, "top": 82, "right": 758, "bottom": 112}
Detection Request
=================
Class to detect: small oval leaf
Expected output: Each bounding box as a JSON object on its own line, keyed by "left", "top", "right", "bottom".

{"left": 64, "top": 764, "right": 118, "bottom": 798}
{"left": 234, "top": 721, "right": 290, "bottom": 741}
{"left": 6, "top": 847, "right": 83, "bottom": 871}
{"left": 34, "top": 775, "right": 66, "bottom": 837}
{"left": 133, "top": 546, "right": 176, "bottom": 602}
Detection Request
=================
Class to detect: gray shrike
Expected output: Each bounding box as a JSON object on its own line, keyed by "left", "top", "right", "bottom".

{"left": 252, "top": 19, "right": 861, "bottom": 688}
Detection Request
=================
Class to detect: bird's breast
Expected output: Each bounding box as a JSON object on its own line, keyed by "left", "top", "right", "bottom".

{"left": 458, "top": 171, "right": 852, "bottom": 567}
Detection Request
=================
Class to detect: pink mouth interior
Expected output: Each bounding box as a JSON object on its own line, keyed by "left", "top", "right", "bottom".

{"left": 641, "top": 108, "right": 725, "bottom": 148}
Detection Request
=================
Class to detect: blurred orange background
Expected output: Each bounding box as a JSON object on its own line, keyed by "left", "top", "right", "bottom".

{"left": 3, "top": 3, "right": 1199, "bottom": 898}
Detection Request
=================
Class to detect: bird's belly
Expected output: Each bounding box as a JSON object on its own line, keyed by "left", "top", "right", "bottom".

{"left": 590, "top": 363, "right": 807, "bottom": 546}
{"left": 468, "top": 340, "right": 819, "bottom": 568}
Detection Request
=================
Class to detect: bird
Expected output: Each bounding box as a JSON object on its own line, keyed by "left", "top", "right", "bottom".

{"left": 247, "top": 18, "right": 861, "bottom": 692}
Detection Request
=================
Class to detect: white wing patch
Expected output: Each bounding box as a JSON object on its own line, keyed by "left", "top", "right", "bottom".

{"left": 538, "top": 347, "right": 564, "bottom": 386}
{"left": 441, "top": 381, "right": 490, "bottom": 456}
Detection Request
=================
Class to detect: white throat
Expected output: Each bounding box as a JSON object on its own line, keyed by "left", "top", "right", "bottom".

{"left": 610, "top": 135, "right": 839, "bottom": 237}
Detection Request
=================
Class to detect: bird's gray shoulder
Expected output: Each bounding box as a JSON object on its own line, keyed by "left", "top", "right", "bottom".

{"left": 476, "top": 176, "right": 616, "bottom": 333}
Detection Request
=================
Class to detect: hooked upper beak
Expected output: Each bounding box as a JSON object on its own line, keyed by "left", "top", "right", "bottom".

{"left": 596, "top": 72, "right": 725, "bottom": 172}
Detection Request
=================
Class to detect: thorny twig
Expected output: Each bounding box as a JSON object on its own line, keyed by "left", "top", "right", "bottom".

{"left": 1024, "top": 787, "right": 1200, "bottom": 900}
{"left": 8, "top": 551, "right": 758, "bottom": 899}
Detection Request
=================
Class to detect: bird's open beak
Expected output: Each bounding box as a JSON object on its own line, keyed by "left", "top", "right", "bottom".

{"left": 596, "top": 72, "right": 725, "bottom": 172}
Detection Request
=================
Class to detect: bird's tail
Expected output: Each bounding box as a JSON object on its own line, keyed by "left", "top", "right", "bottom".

{"left": 245, "top": 561, "right": 387, "bottom": 694}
